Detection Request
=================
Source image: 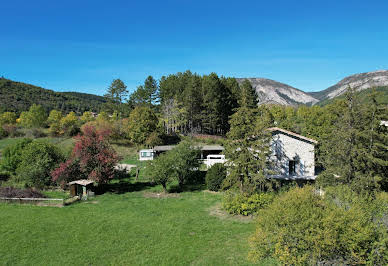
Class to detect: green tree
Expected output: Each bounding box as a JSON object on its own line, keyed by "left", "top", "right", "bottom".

{"left": 129, "top": 76, "right": 160, "bottom": 108}
{"left": 16, "top": 141, "right": 64, "bottom": 188}
{"left": 146, "top": 153, "right": 176, "bottom": 192}
{"left": 47, "top": 110, "right": 63, "bottom": 136}
{"left": 0, "top": 138, "right": 33, "bottom": 174}
{"left": 20, "top": 104, "right": 47, "bottom": 128}
{"left": 318, "top": 88, "right": 388, "bottom": 193}
{"left": 0, "top": 112, "right": 17, "bottom": 125}
{"left": 239, "top": 80, "right": 258, "bottom": 108}
{"left": 125, "top": 106, "right": 158, "bottom": 144}
{"left": 104, "top": 79, "right": 128, "bottom": 115}
{"left": 80, "top": 111, "right": 95, "bottom": 124}
{"left": 144, "top": 75, "right": 159, "bottom": 105}
{"left": 60, "top": 112, "right": 79, "bottom": 136}
{"left": 224, "top": 106, "right": 275, "bottom": 193}
{"left": 165, "top": 140, "right": 201, "bottom": 189}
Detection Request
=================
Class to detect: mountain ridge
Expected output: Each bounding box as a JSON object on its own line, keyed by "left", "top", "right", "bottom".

{"left": 238, "top": 70, "right": 388, "bottom": 106}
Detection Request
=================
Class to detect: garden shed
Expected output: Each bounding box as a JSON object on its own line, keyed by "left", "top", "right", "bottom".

{"left": 68, "top": 180, "right": 94, "bottom": 199}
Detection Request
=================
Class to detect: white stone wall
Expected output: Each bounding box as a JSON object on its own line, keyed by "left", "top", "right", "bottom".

{"left": 270, "top": 132, "right": 315, "bottom": 177}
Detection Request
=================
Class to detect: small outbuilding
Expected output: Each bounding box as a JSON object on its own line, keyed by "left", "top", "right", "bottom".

{"left": 68, "top": 180, "right": 94, "bottom": 200}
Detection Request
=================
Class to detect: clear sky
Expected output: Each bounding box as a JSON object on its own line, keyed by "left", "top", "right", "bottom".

{"left": 1, "top": 0, "right": 388, "bottom": 95}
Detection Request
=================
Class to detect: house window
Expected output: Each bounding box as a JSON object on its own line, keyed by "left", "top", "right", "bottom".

{"left": 289, "top": 160, "right": 296, "bottom": 176}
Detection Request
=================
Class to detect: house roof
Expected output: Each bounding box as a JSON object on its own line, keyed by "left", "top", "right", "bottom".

{"left": 267, "top": 127, "right": 318, "bottom": 144}
{"left": 68, "top": 180, "right": 94, "bottom": 186}
{"left": 153, "top": 145, "right": 224, "bottom": 152}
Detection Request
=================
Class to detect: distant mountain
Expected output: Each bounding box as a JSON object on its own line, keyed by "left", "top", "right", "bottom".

{"left": 236, "top": 78, "right": 319, "bottom": 106}
{"left": 0, "top": 78, "right": 106, "bottom": 114}
{"left": 308, "top": 70, "right": 388, "bottom": 101}
{"left": 238, "top": 70, "right": 388, "bottom": 106}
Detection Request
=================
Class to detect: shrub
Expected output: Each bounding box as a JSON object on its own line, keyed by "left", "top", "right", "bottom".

{"left": 248, "top": 186, "right": 388, "bottom": 265}
{"left": 0, "top": 170, "right": 11, "bottom": 181}
{"left": 24, "top": 128, "right": 46, "bottom": 138}
{"left": 0, "top": 126, "right": 7, "bottom": 138}
{"left": 205, "top": 163, "right": 226, "bottom": 191}
{"left": 0, "top": 187, "right": 45, "bottom": 198}
{"left": 0, "top": 138, "right": 33, "bottom": 174}
{"left": 2, "top": 124, "right": 22, "bottom": 137}
{"left": 15, "top": 141, "right": 64, "bottom": 188}
{"left": 222, "top": 192, "right": 274, "bottom": 216}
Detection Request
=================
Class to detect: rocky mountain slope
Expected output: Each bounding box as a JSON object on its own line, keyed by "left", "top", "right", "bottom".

{"left": 308, "top": 70, "right": 388, "bottom": 101}
{"left": 236, "top": 78, "right": 319, "bottom": 106}
{"left": 238, "top": 70, "right": 388, "bottom": 106}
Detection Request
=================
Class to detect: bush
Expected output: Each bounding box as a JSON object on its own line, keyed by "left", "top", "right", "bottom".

{"left": 0, "top": 187, "right": 45, "bottom": 198}
{"left": 24, "top": 128, "right": 46, "bottom": 138}
{"left": 0, "top": 138, "right": 33, "bottom": 174}
{"left": 0, "top": 126, "right": 7, "bottom": 138}
{"left": 248, "top": 186, "right": 388, "bottom": 265}
{"left": 222, "top": 192, "right": 274, "bottom": 216}
{"left": 205, "top": 163, "right": 226, "bottom": 191}
{"left": 2, "top": 124, "right": 22, "bottom": 137}
{"left": 15, "top": 141, "right": 64, "bottom": 188}
{"left": 0, "top": 171, "right": 11, "bottom": 181}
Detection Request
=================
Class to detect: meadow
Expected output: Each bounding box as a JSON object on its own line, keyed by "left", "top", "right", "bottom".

{"left": 0, "top": 186, "right": 275, "bottom": 265}
{"left": 0, "top": 137, "right": 273, "bottom": 265}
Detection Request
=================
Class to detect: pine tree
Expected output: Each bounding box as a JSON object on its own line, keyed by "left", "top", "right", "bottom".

{"left": 319, "top": 87, "right": 388, "bottom": 193}
{"left": 239, "top": 80, "right": 258, "bottom": 108}
{"left": 223, "top": 106, "right": 276, "bottom": 193}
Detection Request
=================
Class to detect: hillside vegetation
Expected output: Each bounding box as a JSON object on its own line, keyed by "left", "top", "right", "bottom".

{"left": 317, "top": 86, "right": 388, "bottom": 106}
{"left": 0, "top": 78, "right": 106, "bottom": 114}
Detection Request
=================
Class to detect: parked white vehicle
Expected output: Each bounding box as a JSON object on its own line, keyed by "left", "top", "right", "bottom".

{"left": 139, "top": 149, "right": 154, "bottom": 161}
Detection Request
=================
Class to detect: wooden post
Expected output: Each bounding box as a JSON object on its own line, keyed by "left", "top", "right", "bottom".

{"left": 135, "top": 167, "right": 140, "bottom": 181}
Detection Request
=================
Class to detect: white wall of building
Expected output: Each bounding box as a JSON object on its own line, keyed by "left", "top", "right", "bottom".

{"left": 270, "top": 132, "right": 315, "bottom": 178}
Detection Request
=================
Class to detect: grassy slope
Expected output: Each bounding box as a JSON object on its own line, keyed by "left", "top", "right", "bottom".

{"left": 0, "top": 189, "right": 273, "bottom": 265}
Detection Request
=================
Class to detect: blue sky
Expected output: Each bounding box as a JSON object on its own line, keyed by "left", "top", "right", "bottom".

{"left": 1, "top": 0, "right": 388, "bottom": 95}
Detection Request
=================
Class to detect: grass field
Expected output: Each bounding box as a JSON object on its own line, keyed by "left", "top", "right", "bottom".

{"left": 0, "top": 184, "right": 274, "bottom": 265}
{"left": 0, "top": 137, "right": 273, "bottom": 265}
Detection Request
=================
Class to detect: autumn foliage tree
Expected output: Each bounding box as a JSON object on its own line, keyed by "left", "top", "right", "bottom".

{"left": 52, "top": 125, "right": 120, "bottom": 186}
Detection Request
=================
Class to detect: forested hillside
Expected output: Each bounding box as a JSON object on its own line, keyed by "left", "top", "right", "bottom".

{"left": 0, "top": 78, "right": 106, "bottom": 114}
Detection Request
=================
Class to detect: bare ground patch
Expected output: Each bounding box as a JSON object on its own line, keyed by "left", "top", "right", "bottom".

{"left": 208, "top": 203, "right": 255, "bottom": 223}
{"left": 202, "top": 190, "right": 221, "bottom": 195}
{"left": 143, "top": 192, "right": 181, "bottom": 199}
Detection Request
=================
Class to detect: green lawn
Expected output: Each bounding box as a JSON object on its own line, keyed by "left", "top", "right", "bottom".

{"left": 0, "top": 137, "right": 274, "bottom": 265}
{"left": 0, "top": 184, "right": 274, "bottom": 265}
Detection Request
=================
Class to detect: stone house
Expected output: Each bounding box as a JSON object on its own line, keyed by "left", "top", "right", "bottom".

{"left": 268, "top": 127, "right": 317, "bottom": 180}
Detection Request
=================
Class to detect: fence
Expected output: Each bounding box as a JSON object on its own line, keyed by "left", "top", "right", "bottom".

{"left": 0, "top": 197, "right": 64, "bottom": 207}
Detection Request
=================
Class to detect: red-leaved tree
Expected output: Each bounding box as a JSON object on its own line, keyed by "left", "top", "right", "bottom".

{"left": 52, "top": 125, "right": 120, "bottom": 186}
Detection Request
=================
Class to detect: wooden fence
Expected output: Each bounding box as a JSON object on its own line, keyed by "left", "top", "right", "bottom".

{"left": 0, "top": 197, "right": 64, "bottom": 207}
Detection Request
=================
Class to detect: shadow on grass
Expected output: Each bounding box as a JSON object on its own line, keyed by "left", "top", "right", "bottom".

{"left": 168, "top": 183, "right": 207, "bottom": 193}
{"left": 95, "top": 180, "right": 156, "bottom": 195}
{"left": 94, "top": 170, "right": 156, "bottom": 195}
{"left": 168, "top": 171, "right": 207, "bottom": 193}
